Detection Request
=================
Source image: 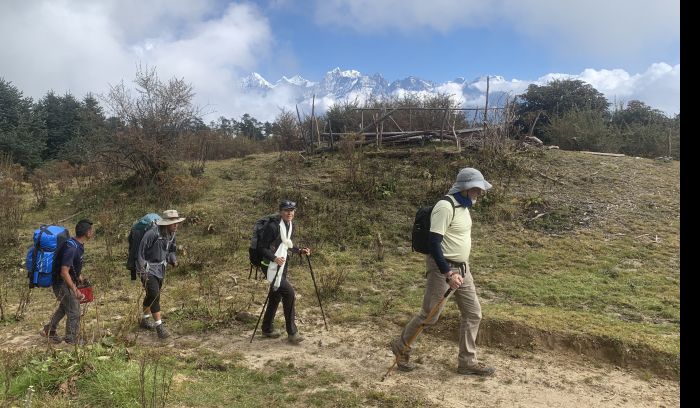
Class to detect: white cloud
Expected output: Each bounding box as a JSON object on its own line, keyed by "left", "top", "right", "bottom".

{"left": 578, "top": 63, "right": 680, "bottom": 115}
{"left": 494, "top": 63, "right": 680, "bottom": 115}
{"left": 314, "top": 0, "right": 679, "bottom": 61}
{"left": 0, "top": 1, "right": 678, "bottom": 124}
{"left": 0, "top": 0, "right": 274, "bottom": 120}
{"left": 0, "top": 1, "right": 132, "bottom": 99}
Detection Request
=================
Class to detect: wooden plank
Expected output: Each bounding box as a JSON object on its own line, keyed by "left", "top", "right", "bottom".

{"left": 580, "top": 151, "right": 626, "bottom": 157}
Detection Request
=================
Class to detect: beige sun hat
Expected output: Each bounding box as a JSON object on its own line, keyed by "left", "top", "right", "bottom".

{"left": 156, "top": 209, "right": 186, "bottom": 226}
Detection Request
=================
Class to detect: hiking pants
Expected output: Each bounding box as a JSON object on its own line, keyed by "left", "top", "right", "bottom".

{"left": 397, "top": 255, "right": 483, "bottom": 367}
{"left": 141, "top": 275, "right": 163, "bottom": 314}
{"left": 262, "top": 267, "right": 298, "bottom": 335}
{"left": 49, "top": 282, "right": 81, "bottom": 342}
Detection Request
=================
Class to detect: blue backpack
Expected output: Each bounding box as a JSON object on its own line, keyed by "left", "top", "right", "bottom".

{"left": 25, "top": 225, "right": 70, "bottom": 288}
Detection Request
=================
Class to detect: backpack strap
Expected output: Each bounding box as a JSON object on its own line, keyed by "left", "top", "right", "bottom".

{"left": 30, "top": 227, "right": 46, "bottom": 283}
{"left": 440, "top": 195, "right": 458, "bottom": 219}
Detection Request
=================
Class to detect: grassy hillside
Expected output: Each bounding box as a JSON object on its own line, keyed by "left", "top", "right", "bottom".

{"left": 0, "top": 146, "right": 680, "bottom": 405}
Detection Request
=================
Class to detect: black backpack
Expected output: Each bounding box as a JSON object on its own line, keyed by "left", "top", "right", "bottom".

{"left": 248, "top": 214, "right": 280, "bottom": 267}
{"left": 411, "top": 196, "right": 456, "bottom": 254}
{"left": 126, "top": 213, "right": 162, "bottom": 280}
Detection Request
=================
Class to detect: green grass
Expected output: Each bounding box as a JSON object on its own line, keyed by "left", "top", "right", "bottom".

{"left": 0, "top": 146, "right": 680, "bottom": 404}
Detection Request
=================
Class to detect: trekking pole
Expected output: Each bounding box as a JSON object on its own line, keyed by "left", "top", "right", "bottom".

{"left": 250, "top": 267, "right": 281, "bottom": 343}
{"left": 305, "top": 254, "right": 328, "bottom": 330}
{"left": 381, "top": 287, "right": 454, "bottom": 382}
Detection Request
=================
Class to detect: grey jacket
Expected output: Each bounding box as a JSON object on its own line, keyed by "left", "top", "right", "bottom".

{"left": 137, "top": 227, "right": 177, "bottom": 279}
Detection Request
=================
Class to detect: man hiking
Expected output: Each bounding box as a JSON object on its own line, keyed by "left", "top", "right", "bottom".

{"left": 137, "top": 209, "right": 185, "bottom": 340}
{"left": 41, "top": 219, "right": 94, "bottom": 345}
{"left": 258, "top": 200, "right": 311, "bottom": 344}
{"left": 391, "top": 167, "right": 496, "bottom": 376}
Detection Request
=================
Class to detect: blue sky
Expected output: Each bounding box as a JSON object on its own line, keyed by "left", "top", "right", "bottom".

{"left": 261, "top": 0, "right": 680, "bottom": 84}
{"left": 0, "top": 0, "right": 680, "bottom": 121}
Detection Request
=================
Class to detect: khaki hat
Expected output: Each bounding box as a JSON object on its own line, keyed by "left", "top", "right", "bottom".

{"left": 156, "top": 209, "right": 186, "bottom": 226}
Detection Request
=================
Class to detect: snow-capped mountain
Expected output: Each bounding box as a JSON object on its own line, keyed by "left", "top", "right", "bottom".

{"left": 239, "top": 68, "right": 515, "bottom": 112}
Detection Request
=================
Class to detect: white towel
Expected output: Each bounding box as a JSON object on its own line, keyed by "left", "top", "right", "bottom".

{"left": 266, "top": 220, "right": 293, "bottom": 291}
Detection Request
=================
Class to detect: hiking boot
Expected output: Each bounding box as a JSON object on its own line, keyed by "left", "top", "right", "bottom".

{"left": 457, "top": 362, "right": 495, "bottom": 377}
{"left": 64, "top": 337, "right": 86, "bottom": 346}
{"left": 156, "top": 323, "right": 171, "bottom": 340}
{"left": 262, "top": 330, "right": 281, "bottom": 339}
{"left": 140, "top": 316, "right": 156, "bottom": 330}
{"left": 390, "top": 339, "right": 416, "bottom": 372}
{"left": 287, "top": 332, "right": 304, "bottom": 344}
{"left": 40, "top": 325, "right": 61, "bottom": 343}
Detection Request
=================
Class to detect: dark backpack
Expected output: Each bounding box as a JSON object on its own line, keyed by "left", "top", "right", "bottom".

{"left": 126, "top": 213, "right": 161, "bottom": 280}
{"left": 25, "top": 224, "right": 70, "bottom": 288}
{"left": 411, "top": 196, "right": 456, "bottom": 254}
{"left": 248, "top": 214, "right": 279, "bottom": 268}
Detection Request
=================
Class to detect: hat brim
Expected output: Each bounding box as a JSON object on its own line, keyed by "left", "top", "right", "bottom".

{"left": 447, "top": 179, "right": 492, "bottom": 194}
{"left": 156, "top": 217, "right": 186, "bottom": 226}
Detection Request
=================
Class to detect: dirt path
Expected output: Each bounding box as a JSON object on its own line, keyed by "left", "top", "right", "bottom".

{"left": 150, "top": 324, "right": 681, "bottom": 407}
{"left": 1, "top": 319, "right": 679, "bottom": 407}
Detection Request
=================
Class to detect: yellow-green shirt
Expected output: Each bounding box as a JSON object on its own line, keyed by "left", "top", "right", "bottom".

{"left": 429, "top": 196, "right": 472, "bottom": 263}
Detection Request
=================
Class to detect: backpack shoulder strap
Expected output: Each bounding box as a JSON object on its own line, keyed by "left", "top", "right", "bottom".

{"left": 440, "top": 195, "right": 457, "bottom": 216}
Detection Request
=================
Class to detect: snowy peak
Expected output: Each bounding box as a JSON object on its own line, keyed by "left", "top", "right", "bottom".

{"left": 241, "top": 72, "right": 272, "bottom": 90}
{"left": 238, "top": 68, "right": 506, "bottom": 109}
{"left": 279, "top": 75, "right": 315, "bottom": 87}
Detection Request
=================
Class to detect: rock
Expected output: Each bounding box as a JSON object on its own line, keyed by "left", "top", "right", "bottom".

{"left": 235, "top": 311, "right": 256, "bottom": 323}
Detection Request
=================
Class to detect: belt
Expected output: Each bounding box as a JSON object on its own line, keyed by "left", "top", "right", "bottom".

{"left": 446, "top": 260, "right": 466, "bottom": 278}
{"left": 446, "top": 259, "right": 465, "bottom": 268}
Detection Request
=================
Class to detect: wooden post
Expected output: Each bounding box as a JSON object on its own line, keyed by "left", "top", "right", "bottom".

{"left": 483, "top": 76, "right": 490, "bottom": 128}
{"left": 668, "top": 128, "right": 672, "bottom": 157}
{"left": 376, "top": 231, "right": 384, "bottom": 261}
{"left": 379, "top": 108, "right": 385, "bottom": 148}
{"left": 309, "top": 94, "right": 316, "bottom": 153}
{"left": 329, "top": 118, "right": 334, "bottom": 149}
{"left": 296, "top": 104, "right": 305, "bottom": 150}
{"left": 439, "top": 107, "right": 448, "bottom": 142}
{"left": 315, "top": 117, "right": 322, "bottom": 146}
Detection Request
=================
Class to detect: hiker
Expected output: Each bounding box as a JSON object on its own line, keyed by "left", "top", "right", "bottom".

{"left": 41, "top": 219, "right": 94, "bottom": 345}
{"left": 391, "top": 167, "right": 496, "bottom": 376}
{"left": 259, "top": 200, "right": 311, "bottom": 344}
{"left": 137, "top": 209, "right": 185, "bottom": 339}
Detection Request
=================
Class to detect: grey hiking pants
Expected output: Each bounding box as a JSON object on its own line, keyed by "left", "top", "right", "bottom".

{"left": 397, "top": 255, "right": 482, "bottom": 367}
{"left": 48, "top": 282, "right": 81, "bottom": 342}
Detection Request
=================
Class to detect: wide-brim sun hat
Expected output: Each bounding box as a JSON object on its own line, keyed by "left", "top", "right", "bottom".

{"left": 156, "top": 209, "right": 186, "bottom": 225}
{"left": 447, "top": 167, "right": 493, "bottom": 194}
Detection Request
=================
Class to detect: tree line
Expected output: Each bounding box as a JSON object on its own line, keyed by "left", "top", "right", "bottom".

{"left": 1, "top": 69, "right": 681, "bottom": 182}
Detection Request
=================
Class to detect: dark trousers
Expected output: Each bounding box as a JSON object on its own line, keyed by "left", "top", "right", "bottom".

{"left": 262, "top": 270, "right": 298, "bottom": 335}
{"left": 48, "top": 282, "right": 80, "bottom": 342}
{"left": 141, "top": 275, "right": 163, "bottom": 313}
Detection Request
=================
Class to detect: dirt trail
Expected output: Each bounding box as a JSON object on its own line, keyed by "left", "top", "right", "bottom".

{"left": 1, "top": 319, "right": 679, "bottom": 407}
{"left": 1, "top": 313, "right": 681, "bottom": 408}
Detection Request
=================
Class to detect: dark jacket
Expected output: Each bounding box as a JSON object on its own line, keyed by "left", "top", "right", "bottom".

{"left": 137, "top": 227, "right": 177, "bottom": 279}
{"left": 259, "top": 217, "right": 300, "bottom": 263}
